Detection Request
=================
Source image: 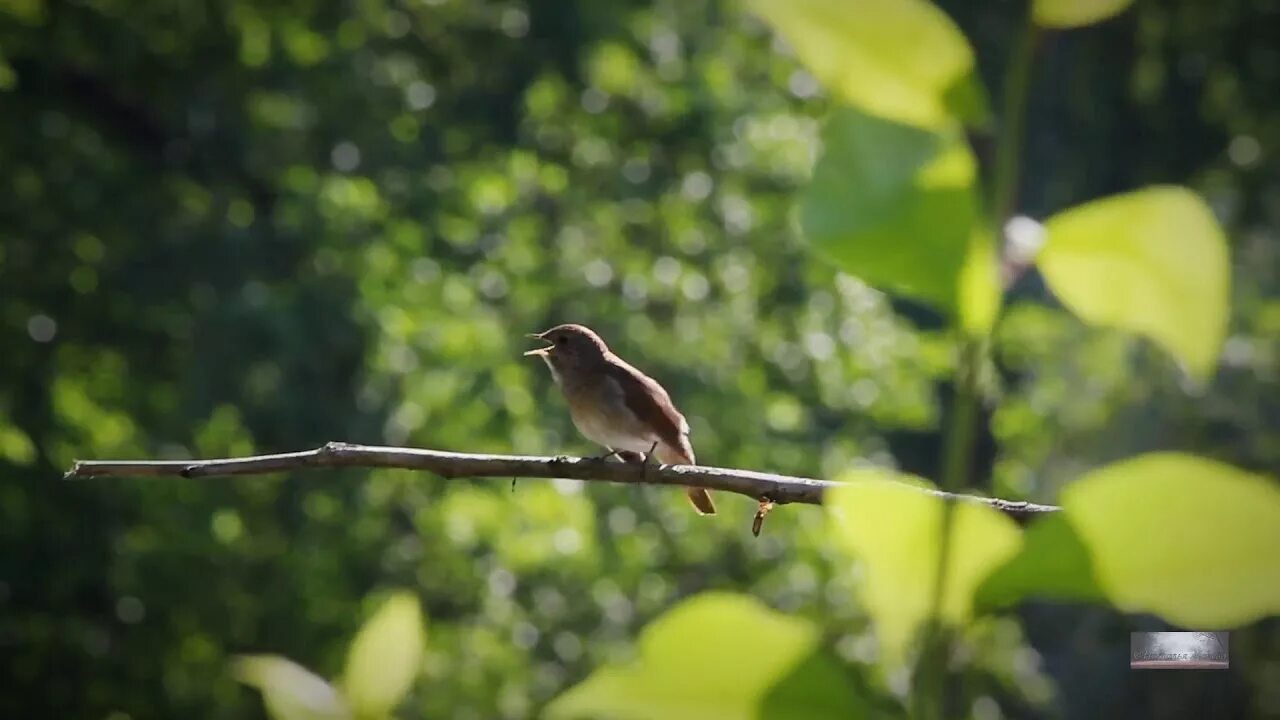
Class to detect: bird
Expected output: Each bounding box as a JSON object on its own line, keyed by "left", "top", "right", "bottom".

{"left": 523, "top": 323, "right": 716, "bottom": 515}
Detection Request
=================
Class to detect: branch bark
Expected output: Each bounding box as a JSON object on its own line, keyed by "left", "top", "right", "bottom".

{"left": 64, "top": 442, "right": 1059, "bottom": 522}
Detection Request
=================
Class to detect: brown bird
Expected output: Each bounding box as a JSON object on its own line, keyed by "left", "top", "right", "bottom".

{"left": 524, "top": 323, "right": 716, "bottom": 515}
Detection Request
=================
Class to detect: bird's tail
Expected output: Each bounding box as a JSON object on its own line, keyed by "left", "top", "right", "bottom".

{"left": 686, "top": 487, "right": 716, "bottom": 515}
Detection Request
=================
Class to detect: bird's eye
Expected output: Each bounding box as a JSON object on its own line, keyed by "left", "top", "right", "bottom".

{"left": 554, "top": 335, "right": 567, "bottom": 345}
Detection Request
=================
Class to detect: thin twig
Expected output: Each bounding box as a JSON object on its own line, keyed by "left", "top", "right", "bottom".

{"left": 63, "top": 442, "right": 1060, "bottom": 522}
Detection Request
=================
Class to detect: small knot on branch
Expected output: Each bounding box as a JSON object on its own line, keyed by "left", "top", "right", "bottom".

{"left": 319, "top": 441, "right": 354, "bottom": 457}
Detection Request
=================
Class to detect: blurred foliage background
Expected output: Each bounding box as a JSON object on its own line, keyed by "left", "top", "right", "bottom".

{"left": 1, "top": 0, "right": 1277, "bottom": 717}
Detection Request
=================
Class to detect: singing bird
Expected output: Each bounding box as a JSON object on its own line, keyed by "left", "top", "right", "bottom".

{"left": 524, "top": 323, "right": 716, "bottom": 515}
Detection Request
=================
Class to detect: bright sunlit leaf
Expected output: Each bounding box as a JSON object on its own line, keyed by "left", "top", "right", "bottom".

{"left": 828, "top": 472, "right": 1022, "bottom": 666}
{"left": 545, "top": 592, "right": 863, "bottom": 720}
{"left": 802, "top": 108, "right": 986, "bottom": 317}
{"left": 1038, "top": 186, "right": 1229, "bottom": 380}
{"left": 342, "top": 591, "right": 426, "bottom": 719}
{"left": 1057, "top": 453, "right": 1280, "bottom": 627}
{"left": 234, "top": 655, "right": 352, "bottom": 720}
{"left": 1033, "top": 0, "right": 1134, "bottom": 29}
{"left": 746, "top": 0, "right": 979, "bottom": 128}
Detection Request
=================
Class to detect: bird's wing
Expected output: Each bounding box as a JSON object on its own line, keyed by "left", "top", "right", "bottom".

{"left": 604, "top": 356, "right": 694, "bottom": 463}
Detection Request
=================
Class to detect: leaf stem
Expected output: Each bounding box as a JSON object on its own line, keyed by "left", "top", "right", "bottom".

{"left": 915, "top": 15, "right": 1039, "bottom": 720}
{"left": 991, "top": 21, "right": 1039, "bottom": 226}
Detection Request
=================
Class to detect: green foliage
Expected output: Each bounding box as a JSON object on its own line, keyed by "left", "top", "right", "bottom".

{"left": 1050, "top": 454, "right": 1280, "bottom": 626}
{"left": 800, "top": 108, "right": 985, "bottom": 319}
{"left": 545, "top": 593, "right": 866, "bottom": 720}
{"left": 5, "top": 0, "right": 1280, "bottom": 718}
{"left": 1038, "top": 186, "right": 1230, "bottom": 380}
{"left": 238, "top": 592, "right": 425, "bottom": 720}
{"left": 1032, "top": 0, "right": 1135, "bottom": 29}
{"left": 0, "top": 418, "right": 36, "bottom": 465}
{"left": 343, "top": 592, "right": 427, "bottom": 720}
{"left": 976, "top": 513, "right": 1105, "bottom": 610}
{"left": 745, "top": 0, "right": 977, "bottom": 128}
{"left": 981, "top": 454, "right": 1280, "bottom": 628}
{"left": 234, "top": 656, "right": 352, "bottom": 720}
{"left": 827, "top": 472, "right": 1021, "bottom": 666}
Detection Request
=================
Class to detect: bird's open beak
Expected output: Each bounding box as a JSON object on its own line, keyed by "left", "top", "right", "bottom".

{"left": 523, "top": 333, "right": 551, "bottom": 357}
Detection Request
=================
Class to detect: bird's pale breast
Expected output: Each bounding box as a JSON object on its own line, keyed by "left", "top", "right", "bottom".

{"left": 565, "top": 374, "right": 660, "bottom": 454}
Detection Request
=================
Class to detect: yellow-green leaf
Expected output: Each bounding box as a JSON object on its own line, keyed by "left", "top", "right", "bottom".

{"left": 1033, "top": 0, "right": 1133, "bottom": 29}
{"left": 801, "top": 108, "right": 984, "bottom": 315}
{"left": 545, "top": 592, "right": 863, "bottom": 720}
{"left": 342, "top": 591, "right": 425, "bottom": 719}
{"left": 746, "top": 0, "right": 978, "bottom": 128}
{"left": 234, "top": 655, "right": 352, "bottom": 720}
{"left": 1038, "top": 186, "right": 1230, "bottom": 380}
{"left": 828, "top": 472, "right": 1022, "bottom": 665}
{"left": 1058, "top": 453, "right": 1280, "bottom": 627}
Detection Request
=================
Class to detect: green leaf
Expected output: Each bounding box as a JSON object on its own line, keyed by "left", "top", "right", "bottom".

{"left": 975, "top": 512, "right": 1104, "bottom": 611}
{"left": 941, "top": 69, "right": 993, "bottom": 130}
{"left": 1037, "top": 186, "right": 1230, "bottom": 380}
{"left": 801, "top": 108, "right": 984, "bottom": 316}
{"left": 342, "top": 591, "right": 426, "bottom": 719}
{"left": 828, "top": 471, "right": 1022, "bottom": 666}
{"left": 1055, "top": 453, "right": 1280, "bottom": 627}
{"left": 746, "top": 0, "right": 977, "bottom": 129}
{"left": 1033, "top": 0, "right": 1134, "bottom": 29}
{"left": 544, "top": 592, "right": 863, "bottom": 720}
{"left": 233, "top": 655, "right": 352, "bottom": 720}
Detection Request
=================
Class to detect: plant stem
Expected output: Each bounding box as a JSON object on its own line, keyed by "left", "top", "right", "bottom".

{"left": 991, "top": 21, "right": 1039, "bottom": 226}
{"left": 914, "top": 17, "right": 1039, "bottom": 720}
{"left": 940, "top": 338, "right": 985, "bottom": 492}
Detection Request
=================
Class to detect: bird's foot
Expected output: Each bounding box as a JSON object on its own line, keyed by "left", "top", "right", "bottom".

{"left": 641, "top": 441, "right": 659, "bottom": 481}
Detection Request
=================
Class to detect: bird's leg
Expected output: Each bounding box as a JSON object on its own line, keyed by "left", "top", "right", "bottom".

{"left": 589, "top": 449, "right": 624, "bottom": 462}
{"left": 641, "top": 442, "right": 660, "bottom": 482}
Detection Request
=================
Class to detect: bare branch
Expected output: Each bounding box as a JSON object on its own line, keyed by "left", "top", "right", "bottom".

{"left": 64, "top": 441, "right": 1060, "bottom": 522}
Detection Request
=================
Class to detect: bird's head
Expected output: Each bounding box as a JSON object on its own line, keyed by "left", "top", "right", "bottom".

{"left": 524, "top": 323, "right": 610, "bottom": 375}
